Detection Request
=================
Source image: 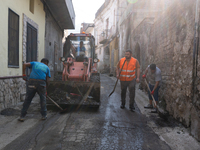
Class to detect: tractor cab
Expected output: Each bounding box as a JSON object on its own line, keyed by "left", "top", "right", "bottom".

{"left": 63, "top": 33, "right": 96, "bottom": 62}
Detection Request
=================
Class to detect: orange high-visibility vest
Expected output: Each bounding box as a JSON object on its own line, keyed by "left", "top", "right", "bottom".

{"left": 119, "top": 57, "right": 137, "bottom": 81}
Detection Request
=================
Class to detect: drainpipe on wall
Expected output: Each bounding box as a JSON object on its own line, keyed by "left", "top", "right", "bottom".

{"left": 192, "top": 0, "right": 199, "bottom": 104}
{"left": 193, "top": 0, "right": 199, "bottom": 77}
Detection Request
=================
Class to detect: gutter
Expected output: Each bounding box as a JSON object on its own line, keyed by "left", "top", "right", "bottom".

{"left": 193, "top": 0, "right": 199, "bottom": 84}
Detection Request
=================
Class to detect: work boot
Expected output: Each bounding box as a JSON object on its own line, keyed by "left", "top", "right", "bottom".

{"left": 129, "top": 106, "right": 135, "bottom": 112}
{"left": 18, "top": 116, "right": 25, "bottom": 122}
{"left": 144, "top": 104, "right": 153, "bottom": 109}
{"left": 120, "top": 104, "right": 125, "bottom": 109}
{"left": 151, "top": 108, "right": 157, "bottom": 113}
{"left": 41, "top": 115, "right": 47, "bottom": 120}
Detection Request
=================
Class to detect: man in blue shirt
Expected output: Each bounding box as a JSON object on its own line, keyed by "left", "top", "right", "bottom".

{"left": 18, "top": 58, "right": 51, "bottom": 122}
{"left": 73, "top": 41, "right": 86, "bottom": 56}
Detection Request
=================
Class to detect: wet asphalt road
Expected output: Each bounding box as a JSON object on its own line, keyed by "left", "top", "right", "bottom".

{"left": 2, "top": 74, "right": 170, "bottom": 150}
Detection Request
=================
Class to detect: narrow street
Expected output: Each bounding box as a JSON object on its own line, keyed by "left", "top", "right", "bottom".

{"left": 1, "top": 0, "right": 200, "bottom": 149}
{"left": 0, "top": 74, "right": 172, "bottom": 150}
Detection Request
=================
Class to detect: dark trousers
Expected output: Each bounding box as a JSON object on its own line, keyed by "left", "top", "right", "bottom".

{"left": 120, "top": 79, "right": 136, "bottom": 108}
{"left": 148, "top": 83, "right": 160, "bottom": 101}
{"left": 21, "top": 80, "right": 47, "bottom": 117}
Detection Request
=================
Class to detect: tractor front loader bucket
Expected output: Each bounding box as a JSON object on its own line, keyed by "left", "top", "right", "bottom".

{"left": 47, "top": 81, "right": 100, "bottom": 108}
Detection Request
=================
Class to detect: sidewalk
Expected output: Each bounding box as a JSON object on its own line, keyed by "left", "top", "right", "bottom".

{"left": 108, "top": 75, "right": 200, "bottom": 150}
{"left": 0, "top": 95, "right": 55, "bottom": 150}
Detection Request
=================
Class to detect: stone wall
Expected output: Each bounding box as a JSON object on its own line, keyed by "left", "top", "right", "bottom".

{"left": 127, "top": 0, "right": 200, "bottom": 141}
{"left": 134, "top": 0, "right": 200, "bottom": 141}
{"left": 149, "top": 0, "right": 195, "bottom": 125}
{"left": 130, "top": 18, "right": 154, "bottom": 72}
{"left": 0, "top": 78, "right": 26, "bottom": 111}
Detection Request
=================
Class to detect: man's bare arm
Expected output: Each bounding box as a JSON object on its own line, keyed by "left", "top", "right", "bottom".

{"left": 23, "top": 63, "right": 31, "bottom": 75}
{"left": 144, "top": 67, "right": 149, "bottom": 75}
{"left": 153, "top": 81, "right": 160, "bottom": 91}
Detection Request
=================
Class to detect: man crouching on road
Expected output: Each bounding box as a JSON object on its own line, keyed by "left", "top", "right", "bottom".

{"left": 142, "top": 64, "right": 162, "bottom": 113}
{"left": 116, "top": 50, "right": 140, "bottom": 112}
{"left": 18, "top": 58, "right": 51, "bottom": 122}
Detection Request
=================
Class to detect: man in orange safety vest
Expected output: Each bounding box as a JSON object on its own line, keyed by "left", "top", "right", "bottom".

{"left": 116, "top": 50, "right": 140, "bottom": 112}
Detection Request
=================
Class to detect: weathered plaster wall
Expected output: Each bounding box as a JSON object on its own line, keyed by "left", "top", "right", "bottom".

{"left": 125, "top": 0, "right": 200, "bottom": 141}
{"left": 131, "top": 18, "right": 154, "bottom": 72}
{"left": 94, "top": 0, "right": 118, "bottom": 73}
{"left": 148, "top": 0, "right": 195, "bottom": 127}
{"left": 45, "top": 8, "right": 63, "bottom": 80}
{"left": 132, "top": 0, "right": 200, "bottom": 141}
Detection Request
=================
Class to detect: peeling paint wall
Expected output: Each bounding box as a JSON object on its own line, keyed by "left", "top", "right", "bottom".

{"left": 45, "top": 8, "right": 63, "bottom": 80}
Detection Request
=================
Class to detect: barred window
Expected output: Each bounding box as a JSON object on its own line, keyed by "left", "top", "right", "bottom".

{"left": 8, "top": 9, "right": 19, "bottom": 67}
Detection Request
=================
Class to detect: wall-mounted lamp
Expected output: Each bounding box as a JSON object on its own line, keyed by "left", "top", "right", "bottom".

{"left": 101, "top": 31, "right": 105, "bottom": 37}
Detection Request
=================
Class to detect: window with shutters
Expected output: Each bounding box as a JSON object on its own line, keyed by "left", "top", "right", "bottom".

{"left": 8, "top": 9, "right": 19, "bottom": 68}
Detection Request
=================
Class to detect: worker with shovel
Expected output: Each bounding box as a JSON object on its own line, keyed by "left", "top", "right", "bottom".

{"left": 116, "top": 50, "right": 140, "bottom": 112}
{"left": 142, "top": 64, "right": 162, "bottom": 113}
{"left": 18, "top": 58, "right": 51, "bottom": 122}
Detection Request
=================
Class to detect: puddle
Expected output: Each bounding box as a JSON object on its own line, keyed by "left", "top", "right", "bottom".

{"left": 111, "top": 122, "right": 135, "bottom": 129}
{"left": 0, "top": 108, "right": 20, "bottom": 116}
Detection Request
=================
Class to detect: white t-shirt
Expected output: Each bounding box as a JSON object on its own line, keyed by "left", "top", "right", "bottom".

{"left": 147, "top": 65, "right": 162, "bottom": 85}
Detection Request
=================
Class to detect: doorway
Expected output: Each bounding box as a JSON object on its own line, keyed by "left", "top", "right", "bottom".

{"left": 26, "top": 23, "right": 37, "bottom": 76}
{"left": 135, "top": 43, "right": 140, "bottom": 63}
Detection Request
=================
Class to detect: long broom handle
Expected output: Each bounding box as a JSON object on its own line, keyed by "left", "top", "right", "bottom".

{"left": 108, "top": 59, "right": 126, "bottom": 97}
{"left": 114, "top": 59, "right": 126, "bottom": 89}
{"left": 144, "top": 78, "right": 157, "bottom": 107}
{"left": 47, "top": 95, "right": 63, "bottom": 110}
{"left": 118, "top": 59, "right": 126, "bottom": 77}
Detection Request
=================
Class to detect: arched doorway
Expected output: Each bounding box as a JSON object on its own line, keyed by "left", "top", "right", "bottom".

{"left": 135, "top": 43, "right": 140, "bottom": 63}
{"left": 103, "top": 46, "right": 110, "bottom": 73}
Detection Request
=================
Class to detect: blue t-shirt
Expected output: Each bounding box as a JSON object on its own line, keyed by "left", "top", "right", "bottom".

{"left": 76, "top": 47, "right": 86, "bottom": 52}
{"left": 29, "top": 62, "right": 51, "bottom": 80}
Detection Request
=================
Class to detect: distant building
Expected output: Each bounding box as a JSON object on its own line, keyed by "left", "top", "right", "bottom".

{"left": 81, "top": 23, "right": 95, "bottom": 35}
{"left": 94, "top": 0, "right": 118, "bottom": 74}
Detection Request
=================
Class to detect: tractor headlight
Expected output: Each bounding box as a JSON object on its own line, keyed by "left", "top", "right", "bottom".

{"left": 61, "top": 57, "right": 66, "bottom": 62}
{"left": 94, "top": 58, "right": 98, "bottom": 63}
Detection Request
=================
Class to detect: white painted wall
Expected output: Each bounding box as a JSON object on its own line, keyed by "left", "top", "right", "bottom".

{"left": 94, "top": 0, "right": 118, "bottom": 72}
{"left": 0, "top": 0, "right": 45, "bottom": 77}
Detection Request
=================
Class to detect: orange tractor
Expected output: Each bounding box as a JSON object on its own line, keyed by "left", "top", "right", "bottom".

{"left": 47, "top": 33, "right": 100, "bottom": 108}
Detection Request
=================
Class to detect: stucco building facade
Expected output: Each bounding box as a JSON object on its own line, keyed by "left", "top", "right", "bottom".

{"left": 94, "top": 0, "right": 118, "bottom": 74}
{"left": 0, "top": 0, "right": 75, "bottom": 110}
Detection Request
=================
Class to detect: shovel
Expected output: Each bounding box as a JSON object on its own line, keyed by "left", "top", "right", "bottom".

{"left": 144, "top": 79, "right": 157, "bottom": 108}
{"left": 144, "top": 78, "right": 169, "bottom": 120}
{"left": 108, "top": 59, "right": 126, "bottom": 97}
